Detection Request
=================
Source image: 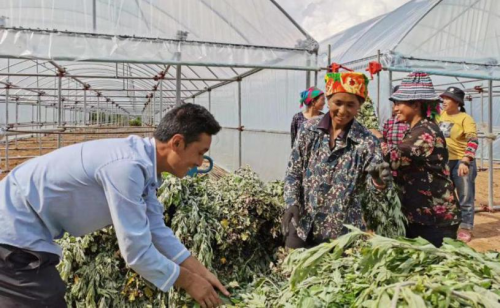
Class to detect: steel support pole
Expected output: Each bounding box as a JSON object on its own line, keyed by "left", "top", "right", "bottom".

{"left": 208, "top": 90, "right": 212, "bottom": 157}
{"left": 388, "top": 70, "right": 394, "bottom": 123}
{"left": 152, "top": 92, "right": 156, "bottom": 126}
{"left": 92, "top": 0, "right": 97, "bottom": 32}
{"left": 469, "top": 99, "right": 473, "bottom": 118}
{"left": 4, "top": 86, "right": 9, "bottom": 171}
{"left": 38, "top": 98, "right": 42, "bottom": 155}
{"left": 327, "top": 44, "right": 332, "bottom": 67}
{"left": 306, "top": 57, "right": 311, "bottom": 89}
{"left": 83, "top": 90, "right": 87, "bottom": 126}
{"left": 148, "top": 103, "right": 151, "bottom": 126}
{"left": 314, "top": 51, "right": 318, "bottom": 87}
{"left": 57, "top": 76, "right": 62, "bottom": 148}
{"left": 208, "top": 90, "right": 211, "bottom": 113}
{"left": 377, "top": 50, "right": 381, "bottom": 119}
{"left": 15, "top": 102, "right": 19, "bottom": 147}
{"left": 480, "top": 90, "right": 484, "bottom": 169}
{"left": 238, "top": 80, "right": 242, "bottom": 168}
{"left": 97, "top": 97, "right": 100, "bottom": 126}
{"left": 389, "top": 70, "right": 393, "bottom": 94}
{"left": 176, "top": 65, "right": 182, "bottom": 106}
{"left": 487, "top": 80, "right": 494, "bottom": 208}
{"left": 159, "top": 80, "right": 163, "bottom": 121}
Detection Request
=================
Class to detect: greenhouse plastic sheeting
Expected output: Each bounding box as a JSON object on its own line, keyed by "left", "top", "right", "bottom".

{"left": 318, "top": 0, "right": 500, "bottom": 78}
{"left": 0, "top": 0, "right": 317, "bottom": 69}
{"left": 241, "top": 69, "right": 305, "bottom": 131}
{"left": 210, "top": 129, "right": 239, "bottom": 172}
{"left": 204, "top": 0, "right": 500, "bottom": 180}
{"left": 317, "top": 0, "right": 436, "bottom": 69}
{"left": 395, "top": 0, "right": 500, "bottom": 66}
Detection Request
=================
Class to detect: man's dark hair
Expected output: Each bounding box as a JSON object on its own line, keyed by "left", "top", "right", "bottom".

{"left": 154, "top": 103, "right": 221, "bottom": 145}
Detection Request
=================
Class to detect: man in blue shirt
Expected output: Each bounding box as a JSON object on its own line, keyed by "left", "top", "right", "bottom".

{"left": 0, "top": 103, "right": 229, "bottom": 308}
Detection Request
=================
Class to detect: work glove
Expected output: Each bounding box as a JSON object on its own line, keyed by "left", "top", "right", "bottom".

{"left": 367, "top": 162, "right": 392, "bottom": 188}
{"left": 281, "top": 205, "right": 299, "bottom": 239}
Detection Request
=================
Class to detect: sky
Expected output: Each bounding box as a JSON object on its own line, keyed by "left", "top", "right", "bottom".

{"left": 275, "top": 0, "right": 412, "bottom": 41}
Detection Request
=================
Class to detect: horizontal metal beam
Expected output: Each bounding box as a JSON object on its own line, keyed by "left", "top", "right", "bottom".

{"left": 1, "top": 94, "right": 182, "bottom": 99}
{"left": 0, "top": 87, "right": 199, "bottom": 92}
{"left": 1, "top": 26, "right": 314, "bottom": 53}
{"left": 222, "top": 127, "right": 290, "bottom": 135}
{"left": 433, "top": 79, "right": 484, "bottom": 87}
{"left": 397, "top": 55, "right": 500, "bottom": 69}
{"left": 5, "top": 129, "right": 155, "bottom": 135}
{"left": 0, "top": 72, "right": 234, "bottom": 82}
{"left": 189, "top": 68, "right": 264, "bottom": 99}
{"left": 385, "top": 67, "right": 500, "bottom": 81}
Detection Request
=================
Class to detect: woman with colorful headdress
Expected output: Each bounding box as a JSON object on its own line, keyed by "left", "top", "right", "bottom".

{"left": 378, "top": 71, "right": 461, "bottom": 247}
{"left": 290, "top": 87, "right": 325, "bottom": 148}
{"left": 282, "top": 72, "right": 394, "bottom": 248}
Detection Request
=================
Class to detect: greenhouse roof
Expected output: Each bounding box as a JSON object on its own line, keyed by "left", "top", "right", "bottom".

{"left": 0, "top": 0, "right": 318, "bottom": 116}
{"left": 319, "top": 0, "right": 500, "bottom": 79}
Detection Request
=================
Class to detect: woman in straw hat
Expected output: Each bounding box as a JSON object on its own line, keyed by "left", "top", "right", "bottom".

{"left": 290, "top": 87, "right": 325, "bottom": 148}
{"left": 439, "top": 87, "right": 478, "bottom": 243}
{"left": 376, "top": 72, "right": 461, "bottom": 247}
{"left": 282, "top": 72, "right": 392, "bottom": 248}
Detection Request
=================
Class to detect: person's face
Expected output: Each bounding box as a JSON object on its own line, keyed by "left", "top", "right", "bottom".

{"left": 442, "top": 97, "right": 459, "bottom": 113}
{"left": 313, "top": 95, "right": 326, "bottom": 111}
{"left": 393, "top": 101, "right": 420, "bottom": 123}
{"left": 391, "top": 104, "right": 397, "bottom": 117}
{"left": 328, "top": 93, "right": 361, "bottom": 127}
{"left": 168, "top": 133, "right": 211, "bottom": 178}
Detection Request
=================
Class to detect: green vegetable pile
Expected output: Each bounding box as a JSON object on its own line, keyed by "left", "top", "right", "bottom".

{"left": 159, "top": 168, "right": 285, "bottom": 306}
{"left": 57, "top": 167, "right": 285, "bottom": 307}
{"left": 356, "top": 97, "right": 379, "bottom": 130}
{"left": 55, "top": 167, "right": 423, "bottom": 307}
{"left": 234, "top": 227, "right": 500, "bottom": 307}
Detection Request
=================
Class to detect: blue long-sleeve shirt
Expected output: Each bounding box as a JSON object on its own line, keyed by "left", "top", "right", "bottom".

{"left": 0, "top": 136, "right": 190, "bottom": 291}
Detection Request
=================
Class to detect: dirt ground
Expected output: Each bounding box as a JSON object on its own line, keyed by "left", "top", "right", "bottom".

{"left": 1, "top": 133, "right": 500, "bottom": 252}
{"left": 468, "top": 164, "right": 500, "bottom": 252}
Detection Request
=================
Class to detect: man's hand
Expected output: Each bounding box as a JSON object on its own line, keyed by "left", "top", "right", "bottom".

{"left": 281, "top": 205, "right": 299, "bottom": 237}
{"left": 175, "top": 267, "right": 222, "bottom": 308}
{"left": 367, "top": 162, "right": 392, "bottom": 189}
{"left": 180, "top": 256, "right": 230, "bottom": 297}
{"left": 201, "top": 271, "right": 230, "bottom": 298}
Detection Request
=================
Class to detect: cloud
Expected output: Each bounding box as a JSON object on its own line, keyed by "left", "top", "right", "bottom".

{"left": 275, "top": 0, "right": 411, "bottom": 41}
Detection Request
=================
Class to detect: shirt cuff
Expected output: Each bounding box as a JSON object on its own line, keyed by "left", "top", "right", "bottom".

{"left": 159, "top": 262, "right": 180, "bottom": 292}
{"left": 368, "top": 178, "right": 388, "bottom": 195}
{"left": 171, "top": 248, "right": 191, "bottom": 265}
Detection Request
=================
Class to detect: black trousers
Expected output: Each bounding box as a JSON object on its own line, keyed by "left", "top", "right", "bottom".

{"left": 0, "top": 244, "right": 67, "bottom": 308}
{"left": 405, "top": 224, "right": 459, "bottom": 248}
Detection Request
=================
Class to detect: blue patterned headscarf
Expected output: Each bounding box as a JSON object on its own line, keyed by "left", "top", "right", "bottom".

{"left": 300, "top": 87, "right": 324, "bottom": 108}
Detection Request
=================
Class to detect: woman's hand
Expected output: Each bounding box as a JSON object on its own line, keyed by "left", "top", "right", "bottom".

{"left": 458, "top": 162, "right": 470, "bottom": 177}
{"left": 371, "top": 129, "right": 383, "bottom": 139}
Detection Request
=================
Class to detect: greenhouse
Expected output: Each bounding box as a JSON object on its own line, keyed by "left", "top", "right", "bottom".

{"left": 0, "top": 0, "right": 500, "bottom": 307}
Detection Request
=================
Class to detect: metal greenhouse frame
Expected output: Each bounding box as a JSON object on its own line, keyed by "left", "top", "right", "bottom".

{"left": 0, "top": 0, "right": 321, "bottom": 172}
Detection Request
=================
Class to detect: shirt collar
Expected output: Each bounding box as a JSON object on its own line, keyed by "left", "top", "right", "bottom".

{"left": 316, "top": 113, "right": 364, "bottom": 144}
{"left": 144, "top": 137, "right": 159, "bottom": 185}
{"left": 414, "top": 118, "right": 429, "bottom": 128}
